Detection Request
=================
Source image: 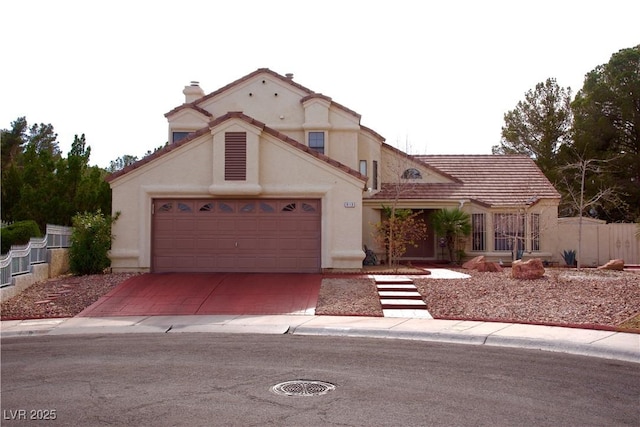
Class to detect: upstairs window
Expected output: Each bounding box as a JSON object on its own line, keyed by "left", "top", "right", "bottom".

{"left": 359, "top": 160, "right": 367, "bottom": 176}
{"left": 372, "top": 160, "right": 378, "bottom": 189}
{"left": 308, "top": 131, "right": 325, "bottom": 154}
{"left": 225, "top": 132, "right": 246, "bottom": 181}
{"left": 172, "top": 131, "right": 191, "bottom": 143}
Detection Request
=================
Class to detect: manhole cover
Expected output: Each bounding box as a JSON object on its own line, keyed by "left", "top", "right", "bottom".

{"left": 271, "top": 380, "right": 336, "bottom": 397}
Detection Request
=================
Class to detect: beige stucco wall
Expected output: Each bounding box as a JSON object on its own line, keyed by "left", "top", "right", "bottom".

{"left": 49, "top": 248, "right": 70, "bottom": 277}
{"left": 556, "top": 218, "right": 639, "bottom": 266}
{"left": 110, "top": 118, "right": 366, "bottom": 272}
{"left": 167, "top": 109, "right": 209, "bottom": 141}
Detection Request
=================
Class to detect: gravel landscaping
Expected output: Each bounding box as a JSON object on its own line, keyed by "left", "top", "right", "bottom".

{"left": 1, "top": 268, "right": 639, "bottom": 332}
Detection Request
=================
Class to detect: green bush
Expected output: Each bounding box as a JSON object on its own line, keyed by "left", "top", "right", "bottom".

{"left": 69, "top": 211, "right": 119, "bottom": 275}
{"left": 1, "top": 220, "right": 42, "bottom": 254}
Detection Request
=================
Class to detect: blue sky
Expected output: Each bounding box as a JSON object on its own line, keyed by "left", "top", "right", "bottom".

{"left": 1, "top": 0, "right": 638, "bottom": 168}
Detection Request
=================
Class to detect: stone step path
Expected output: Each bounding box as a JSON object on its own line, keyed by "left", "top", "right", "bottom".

{"left": 370, "top": 275, "right": 432, "bottom": 319}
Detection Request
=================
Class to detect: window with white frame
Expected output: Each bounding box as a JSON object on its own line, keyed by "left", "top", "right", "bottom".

{"left": 493, "top": 213, "right": 525, "bottom": 251}
{"left": 359, "top": 160, "right": 367, "bottom": 176}
{"left": 308, "top": 132, "right": 325, "bottom": 154}
{"left": 471, "top": 213, "right": 486, "bottom": 251}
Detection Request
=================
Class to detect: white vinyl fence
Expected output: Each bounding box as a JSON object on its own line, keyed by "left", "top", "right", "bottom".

{"left": 0, "top": 225, "right": 72, "bottom": 287}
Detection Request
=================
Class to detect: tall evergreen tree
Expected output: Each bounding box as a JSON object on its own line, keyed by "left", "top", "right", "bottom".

{"left": 568, "top": 45, "right": 640, "bottom": 221}
{"left": 1, "top": 118, "right": 111, "bottom": 228}
{"left": 493, "top": 78, "right": 573, "bottom": 182}
{"left": 1, "top": 116, "right": 27, "bottom": 170}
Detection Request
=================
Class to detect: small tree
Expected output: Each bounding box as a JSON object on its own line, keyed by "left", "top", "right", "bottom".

{"left": 69, "top": 211, "right": 119, "bottom": 275}
{"left": 373, "top": 206, "right": 427, "bottom": 271}
{"left": 558, "top": 151, "right": 624, "bottom": 269}
{"left": 431, "top": 208, "right": 471, "bottom": 263}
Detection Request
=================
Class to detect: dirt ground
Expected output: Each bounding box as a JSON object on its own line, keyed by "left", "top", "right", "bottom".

{"left": 2, "top": 268, "right": 639, "bottom": 332}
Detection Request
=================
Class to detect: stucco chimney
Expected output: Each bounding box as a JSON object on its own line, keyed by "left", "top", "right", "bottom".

{"left": 183, "top": 81, "right": 204, "bottom": 103}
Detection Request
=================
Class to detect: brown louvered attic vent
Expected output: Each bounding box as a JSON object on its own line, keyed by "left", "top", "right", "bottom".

{"left": 225, "top": 132, "right": 247, "bottom": 181}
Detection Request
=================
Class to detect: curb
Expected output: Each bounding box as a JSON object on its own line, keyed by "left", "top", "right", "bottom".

{"left": 2, "top": 316, "right": 638, "bottom": 364}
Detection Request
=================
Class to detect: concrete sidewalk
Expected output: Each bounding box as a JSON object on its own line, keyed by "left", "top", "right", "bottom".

{"left": 2, "top": 315, "right": 638, "bottom": 364}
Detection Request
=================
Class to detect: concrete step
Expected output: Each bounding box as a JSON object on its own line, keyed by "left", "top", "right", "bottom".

{"left": 376, "top": 284, "right": 417, "bottom": 290}
{"left": 380, "top": 299, "right": 427, "bottom": 308}
{"left": 370, "top": 275, "right": 414, "bottom": 284}
{"left": 377, "top": 291, "right": 423, "bottom": 299}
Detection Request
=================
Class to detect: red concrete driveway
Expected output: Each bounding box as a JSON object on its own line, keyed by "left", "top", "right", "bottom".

{"left": 77, "top": 273, "right": 322, "bottom": 317}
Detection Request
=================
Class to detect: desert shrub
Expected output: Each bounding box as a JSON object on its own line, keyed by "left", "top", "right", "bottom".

{"left": 69, "top": 211, "right": 119, "bottom": 275}
{"left": 561, "top": 249, "right": 577, "bottom": 266}
{"left": 1, "top": 220, "right": 42, "bottom": 254}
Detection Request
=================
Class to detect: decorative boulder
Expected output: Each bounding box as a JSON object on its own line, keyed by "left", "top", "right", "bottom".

{"left": 462, "top": 256, "right": 485, "bottom": 270}
{"left": 598, "top": 259, "right": 624, "bottom": 270}
{"left": 462, "top": 255, "right": 503, "bottom": 272}
{"left": 511, "top": 258, "right": 545, "bottom": 280}
{"left": 475, "top": 262, "right": 503, "bottom": 272}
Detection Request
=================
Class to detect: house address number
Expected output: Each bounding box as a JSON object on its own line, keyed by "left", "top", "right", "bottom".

{"left": 344, "top": 202, "right": 356, "bottom": 208}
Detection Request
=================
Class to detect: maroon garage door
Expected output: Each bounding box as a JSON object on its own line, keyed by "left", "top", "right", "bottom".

{"left": 152, "top": 199, "right": 321, "bottom": 273}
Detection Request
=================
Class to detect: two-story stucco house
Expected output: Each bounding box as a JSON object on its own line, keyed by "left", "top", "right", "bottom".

{"left": 107, "top": 68, "right": 560, "bottom": 273}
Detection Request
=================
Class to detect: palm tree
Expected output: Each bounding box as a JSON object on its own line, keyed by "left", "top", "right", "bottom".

{"left": 432, "top": 208, "right": 471, "bottom": 263}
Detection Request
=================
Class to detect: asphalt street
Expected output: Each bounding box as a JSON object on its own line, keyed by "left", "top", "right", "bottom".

{"left": 2, "top": 333, "right": 639, "bottom": 426}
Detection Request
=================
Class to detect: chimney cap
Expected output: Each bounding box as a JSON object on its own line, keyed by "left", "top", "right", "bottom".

{"left": 190, "top": 81, "right": 200, "bottom": 86}
{"left": 285, "top": 73, "right": 294, "bottom": 80}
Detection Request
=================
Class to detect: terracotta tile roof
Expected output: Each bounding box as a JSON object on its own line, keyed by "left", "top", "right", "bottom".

{"left": 165, "top": 68, "right": 363, "bottom": 122}
{"left": 107, "top": 112, "right": 367, "bottom": 184}
{"left": 371, "top": 154, "right": 561, "bottom": 207}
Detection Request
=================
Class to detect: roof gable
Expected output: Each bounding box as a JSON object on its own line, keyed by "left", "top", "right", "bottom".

{"left": 107, "top": 112, "right": 366, "bottom": 183}
{"left": 372, "top": 154, "right": 560, "bottom": 207}
{"left": 165, "top": 68, "right": 362, "bottom": 122}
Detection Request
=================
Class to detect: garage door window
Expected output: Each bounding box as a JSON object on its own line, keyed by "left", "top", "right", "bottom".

{"left": 260, "top": 202, "right": 275, "bottom": 213}
{"left": 158, "top": 202, "right": 172, "bottom": 212}
{"left": 199, "top": 203, "right": 214, "bottom": 212}
{"left": 178, "top": 203, "right": 192, "bottom": 212}
{"left": 219, "top": 202, "right": 234, "bottom": 213}
{"left": 241, "top": 202, "right": 255, "bottom": 213}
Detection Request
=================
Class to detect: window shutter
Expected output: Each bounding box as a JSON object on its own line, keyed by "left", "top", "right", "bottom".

{"left": 225, "top": 132, "right": 247, "bottom": 181}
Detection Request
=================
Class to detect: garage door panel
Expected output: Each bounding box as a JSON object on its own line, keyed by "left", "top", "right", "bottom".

{"left": 215, "top": 238, "right": 237, "bottom": 250}
{"left": 153, "top": 198, "right": 320, "bottom": 273}
{"left": 196, "top": 219, "right": 221, "bottom": 232}
{"left": 234, "top": 219, "right": 258, "bottom": 231}
{"left": 195, "top": 238, "right": 218, "bottom": 250}
{"left": 172, "top": 238, "right": 195, "bottom": 250}
{"left": 256, "top": 239, "right": 279, "bottom": 250}
{"left": 296, "top": 238, "right": 320, "bottom": 250}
